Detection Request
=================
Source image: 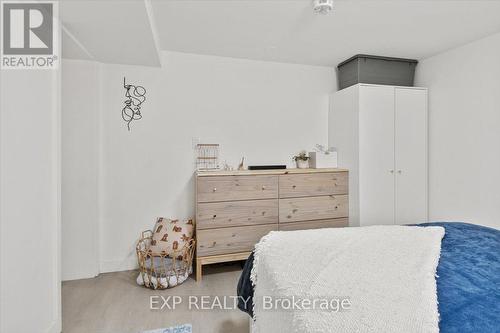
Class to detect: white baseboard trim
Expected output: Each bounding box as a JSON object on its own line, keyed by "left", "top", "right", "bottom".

{"left": 62, "top": 270, "right": 99, "bottom": 282}
{"left": 100, "top": 256, "right": 138, "bottom": 273}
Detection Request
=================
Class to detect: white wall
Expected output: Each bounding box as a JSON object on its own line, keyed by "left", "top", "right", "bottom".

{"left": 61, "top": 60, "right": 100, "bottom": 280}
{"left": 415, "top": 32, "right": 500, "bottom": 229}
{"left": 0, "top": 70, "right": 61, "bottom": 331}
{"left": 97, "top": 51, "right": 335, "bottom": 271}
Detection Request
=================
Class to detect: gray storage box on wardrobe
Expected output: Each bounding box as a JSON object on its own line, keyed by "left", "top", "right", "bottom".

{"left": 337, "top": 55, "right": 418, "bottom": 90}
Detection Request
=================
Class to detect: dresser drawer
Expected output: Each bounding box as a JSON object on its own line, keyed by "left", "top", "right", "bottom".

{"left": 197, "top": 175, "right": 278, "bottom": 203}
{"left": 279, "top": 195, "right": 349, "bottom": 223}
{"left": 197, "top": 199, "right": 278, "bottom": 229}
{"left": 279, "top": 172, "right": 348, "bottom": 198}
{"left": 279, "top": 218, "right": 348, "bottom": 231}
{"left": 197, "top": 224, "right": 277, "bottom": 256}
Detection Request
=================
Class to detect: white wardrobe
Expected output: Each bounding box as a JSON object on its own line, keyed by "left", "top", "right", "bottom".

{"left": 329, "top": 84, "right": 428, "bottom": 227}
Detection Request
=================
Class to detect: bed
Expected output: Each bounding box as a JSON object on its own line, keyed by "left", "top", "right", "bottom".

{"left": 237, "top": 222, "right": 500, "bottom": 332}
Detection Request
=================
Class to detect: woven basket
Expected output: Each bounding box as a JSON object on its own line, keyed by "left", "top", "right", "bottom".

{"left": 136, "top": 230, "right": 195, "bottom": 289}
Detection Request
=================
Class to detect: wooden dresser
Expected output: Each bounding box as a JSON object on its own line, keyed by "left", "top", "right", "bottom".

{"left": 195, "top": 168, "right": 349, "bottom": 281}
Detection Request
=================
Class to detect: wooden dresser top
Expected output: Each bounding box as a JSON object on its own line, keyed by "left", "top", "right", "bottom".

{"left": 196, "top": 168, "right": 348, "bottom": 177}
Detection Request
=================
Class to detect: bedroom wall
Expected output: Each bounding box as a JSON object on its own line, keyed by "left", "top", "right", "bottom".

{"left": 61, "top": 59, "right": 101, "bottom": 280}
{"left": 415, "top": 32, "right": 500, "bottom": 229}
{"left": 1, "top": 69, "right": 61, "bottom": 331}
{"left": 91, "top": 51, "right": 335, "bottom": 272}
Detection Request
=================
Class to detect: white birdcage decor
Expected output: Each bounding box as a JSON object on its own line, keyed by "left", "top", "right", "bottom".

{"left": 196, "top": 144, "right": 219, "bottom": 170}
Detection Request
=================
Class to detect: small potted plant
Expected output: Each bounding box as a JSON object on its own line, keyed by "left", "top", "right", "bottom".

{"left": 293, "top": 151, "right": 310, "bottom": 169}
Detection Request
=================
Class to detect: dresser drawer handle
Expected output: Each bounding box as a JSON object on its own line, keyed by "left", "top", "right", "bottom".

{"left": 292, "top": 185, "right": 296, "bottom": 189}
{"left": 213, "top": 187, "right": 217, "bottom": 192}
{"left": 212, "top": 214, "right": 217, "bottom": 219}
{"left": 261, "top": 185, "right": 266, "bottom": 190}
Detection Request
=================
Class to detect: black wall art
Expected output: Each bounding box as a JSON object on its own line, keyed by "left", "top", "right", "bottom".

{"left": 122, "top": 77, "right": 147, "bottom": 131}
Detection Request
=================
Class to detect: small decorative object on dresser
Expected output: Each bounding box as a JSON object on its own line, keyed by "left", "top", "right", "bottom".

{"left": 248, "top": 165, "right": 287, "bottom": 170}
{"left": 292, "top": 151, "right": 309, "bottom": 169}
{"left": 237, "top": 157, "right": 245, "bottom": 170}
{"left": 196, "top": 144, "right": 219, "bottom": 170}
{"left": 222, "top": 161, "right": 233, "bottom": 171}
{"left": 309, "top": 145, "right": 337, "bottom": 168}
{"left": 195, "top": 168, "right": 349, "bottom": 281}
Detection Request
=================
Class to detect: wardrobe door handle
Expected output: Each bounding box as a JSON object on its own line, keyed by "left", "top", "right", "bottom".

{"left": 389, "top": 169, "right": 394, "bottom": 174}
{"left": 397, "top": 170, "right": 402, "bottom": 174}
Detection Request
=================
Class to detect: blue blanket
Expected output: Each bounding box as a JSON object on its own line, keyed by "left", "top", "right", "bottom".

{"left": 237, "top": 222, "right": 500, "bottom": 332}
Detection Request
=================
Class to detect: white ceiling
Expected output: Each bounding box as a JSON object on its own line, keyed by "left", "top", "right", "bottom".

{"left": 61, "top": 0, "right": 500, "bottom": 67}
{"left": 61, "top": 0, "right": 161, "bottom": 66}
{"left": 62, "top": 26, "right": 94, "bottom": 61}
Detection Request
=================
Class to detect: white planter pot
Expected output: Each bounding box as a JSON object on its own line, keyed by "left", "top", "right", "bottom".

{"left": 296, "top": 159, "right": 309, "bottom": 169}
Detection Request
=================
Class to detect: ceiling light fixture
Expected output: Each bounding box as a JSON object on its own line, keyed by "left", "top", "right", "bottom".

{"left": 313, "top": 0, "right": 333, "bottom": 15}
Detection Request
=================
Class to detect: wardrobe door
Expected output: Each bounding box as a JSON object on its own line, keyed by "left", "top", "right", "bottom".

{"left": 394, "top": 88, "right": 428, "bottom": 224}
{"left": 358, "top": 85, "right": 395, "bottom": 226}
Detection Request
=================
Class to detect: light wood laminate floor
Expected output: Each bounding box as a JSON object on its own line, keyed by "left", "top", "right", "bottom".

{"left": 62, "top": 263, "right": 249, "bottom": 333}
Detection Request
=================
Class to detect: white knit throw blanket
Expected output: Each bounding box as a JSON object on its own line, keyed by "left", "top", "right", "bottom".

{"left": 251, "top": 225, "right": 444, "bottom": 333}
